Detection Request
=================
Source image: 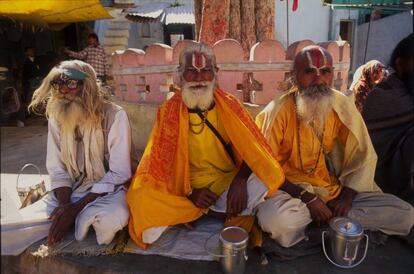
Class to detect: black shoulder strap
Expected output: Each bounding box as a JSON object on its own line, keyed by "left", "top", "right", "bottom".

{"left": 195, "top": 111, "right": 236, "bottom": 165}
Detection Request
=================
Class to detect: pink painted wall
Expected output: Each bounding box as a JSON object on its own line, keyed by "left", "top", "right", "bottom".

{"left": 213, "top": 39, "right": 245, "bottom": 102}
{"left": 111, "top": 39, "right": 350, "bottom": 105}
{"left": 250, "top": 40, "right": 286, "bottom": 105}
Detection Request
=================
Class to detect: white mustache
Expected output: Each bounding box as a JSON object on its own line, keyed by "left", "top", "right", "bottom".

{"left": 186, "top": 81, "right": 210, "bottom": 90}
{"left": 182, "top": 80, "right": 215, "bottom": 110}
{"left": 300, "top": 85, "right": 331, "bottom": 98}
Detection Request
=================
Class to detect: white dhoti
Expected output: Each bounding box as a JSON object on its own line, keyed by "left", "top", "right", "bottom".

{"left": 257, "top": 190, "right": 414, "bottom": 247}
{"left": 1, "top": 189, "right": 129, "bottom": 255}
{"left": 142, "top": 174, "right": 269, "bottom": 244}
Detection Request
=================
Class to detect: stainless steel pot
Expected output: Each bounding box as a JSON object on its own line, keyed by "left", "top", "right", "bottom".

{"left": 322, "top": 217, "right": 369, "bottom": 268}
{"left": 205, "top": 226, "right": 249, "bottom": 274}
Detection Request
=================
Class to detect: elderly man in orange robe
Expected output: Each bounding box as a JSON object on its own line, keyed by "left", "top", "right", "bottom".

{"left": 127, "top": 42, "right": 285, "bottom": 249}
{"left": 255, "top": 45, "right": 414, "bottom": 248}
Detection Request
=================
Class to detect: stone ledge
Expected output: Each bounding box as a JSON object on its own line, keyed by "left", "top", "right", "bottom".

{"left": 1, "top": 252, "right": 94, "bottom": 274}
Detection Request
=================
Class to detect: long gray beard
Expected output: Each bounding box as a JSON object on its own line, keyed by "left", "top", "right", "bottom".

{"left": 296, "top": 85, "right": 334, "bottom": 136}
{"left": 47, "top": 95, "right": 87, "bottom": 179}
{"left": 181, "top": 80, "right": 215, "bottom": 110}
{"left": 47, "top": 95, "right": 85, "bottom": 133}
{"left": 46, "top": 94, "right": 105, "bottom": 190}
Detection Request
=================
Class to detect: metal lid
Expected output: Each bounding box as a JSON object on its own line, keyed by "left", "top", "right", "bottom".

{"left": 329, "top": 217, "right": 363, "bottom": 237}
{"left": 219, "top": 226, "right": 249, "bottom": 248}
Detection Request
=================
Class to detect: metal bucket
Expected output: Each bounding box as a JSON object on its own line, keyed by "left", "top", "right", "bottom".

{"left": 322, "top": 217, "right": 369, "bottom": 268}
{"left": 16, "top": 163, "right": 48, "bottom": 209}
{"left": 205, "top": 226, "right": 249, "bottom": 274}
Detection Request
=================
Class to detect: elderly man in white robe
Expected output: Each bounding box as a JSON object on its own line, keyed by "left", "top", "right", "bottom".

{"left": 1, "top": 60, "right": 133, "bottom": 255}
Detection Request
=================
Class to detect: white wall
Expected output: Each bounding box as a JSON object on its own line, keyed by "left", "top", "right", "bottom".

{"left": 127, "top": 0, "right": 193, "bottom": 49}
{"left": 275, "top": 0, "right": 331, "bottom": 48}
{"left": 330, "top": 9, "right": 359, "bottom": 69}
{"left": 352, "top": 11, "right": 413, "bottom": 71}
{"left": 331, "top": 9, "right": 359, "bottom": 41}
{"left": 128, "top": 22, "right": 164, "bottom": 50}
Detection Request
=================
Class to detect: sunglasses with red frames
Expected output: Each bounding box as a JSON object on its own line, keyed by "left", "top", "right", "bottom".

{"left": 50, "top": 79, "right": 83, "bottom": 90}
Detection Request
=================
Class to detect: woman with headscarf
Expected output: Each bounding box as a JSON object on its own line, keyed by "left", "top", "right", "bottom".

{"left": 350, "top": 60, "right": 386, "bottom": 112}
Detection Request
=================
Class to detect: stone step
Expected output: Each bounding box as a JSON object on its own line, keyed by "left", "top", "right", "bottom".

{"left": 106, "top": 29, "right": 130, "bottom": 37}
{"left": 113, "top": 0, "right": 135, "bottom": 6}
{"left": 104, "top": 37, "right": 129, "bottom": 46}
{"left": 107, "top": 17, "right": 130, "bottom": 23}
{"left": 107, "top": 21, "right": 131, "bottom": 30}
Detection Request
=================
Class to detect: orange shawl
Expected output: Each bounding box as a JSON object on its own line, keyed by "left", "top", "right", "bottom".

{"left": 127, "top": 88, "right": 284, "bottom": 248}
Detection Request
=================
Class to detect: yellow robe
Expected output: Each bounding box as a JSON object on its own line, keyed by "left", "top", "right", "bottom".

{"left": 256, "top": 88, "right": 380, "bottom": 202}
{"left": 262, "top": 96, "right": 349, "bottom": 201}
{"left": 188, "top": 107, "right": 238, "bottom": 195}
{"left": 127, "top": 88, "right": 285, "bottom": 249}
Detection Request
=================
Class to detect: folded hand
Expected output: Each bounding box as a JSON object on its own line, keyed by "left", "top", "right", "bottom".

{"left": 327, "top": 187, "right": 355, "bottom": 217}
{"left": 48, "top": 203, "right": 78, "bottom": 246}
{"left": 188, "top": 188, "right": 218, "bottom": 209}
{"left": 306, "top": 197, "right": 333, "bottom": 226}
{"left": 226, "top": 176, "right": 247, "bottom": 218}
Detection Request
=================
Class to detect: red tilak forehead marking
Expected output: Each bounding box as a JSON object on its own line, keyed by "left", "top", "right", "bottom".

{"left": 193, "top": 53, "right": 205, "bottom": 68}
{"left": 306, "top": 50, "right": 327, "bottom": 69}
{"left": 192, "top": 52, "right": 206, "bottom": 70}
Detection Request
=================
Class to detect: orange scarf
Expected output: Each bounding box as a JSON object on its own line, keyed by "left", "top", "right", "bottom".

{"left": 127, "top": 88, "right": 284, "bottom": 248}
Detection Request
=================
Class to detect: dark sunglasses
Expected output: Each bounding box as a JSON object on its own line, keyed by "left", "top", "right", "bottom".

{"left": 50, "top": 79, "right": 83, "bottom": 90}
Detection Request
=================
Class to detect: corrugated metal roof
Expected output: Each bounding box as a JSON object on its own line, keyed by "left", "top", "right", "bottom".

{"left": 125, "top": 2, "right": 194, "bottom": 25}
{"left": 126, "top": 2, "right": 169, "bottom": 18}
{"left": 324, "top": 0, "right": 412, "bottom": 10}
{"left": 161, "top": 4, "right": 195, "bottom": 25}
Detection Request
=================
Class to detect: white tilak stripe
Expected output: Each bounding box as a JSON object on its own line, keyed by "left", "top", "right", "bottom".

{"left": 306, "top": 50, "right": 327, "bottom": 76}
{"left": 191, "top": 53, "right": 206, "bottom": 72}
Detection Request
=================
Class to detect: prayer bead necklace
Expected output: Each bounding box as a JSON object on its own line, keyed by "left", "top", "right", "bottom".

{"left": 189, "top": 109, "right": 209, "bottom": 134}
{"left": 294, "top": 94, "right": 325, "bottom": 176}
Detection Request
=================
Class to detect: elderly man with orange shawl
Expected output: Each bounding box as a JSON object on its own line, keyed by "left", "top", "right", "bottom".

{"left": 127, "top": 43, "right": 285, "bottom": 249}
{"left": 255, "top": 45, "right": 414, "bottom": 248}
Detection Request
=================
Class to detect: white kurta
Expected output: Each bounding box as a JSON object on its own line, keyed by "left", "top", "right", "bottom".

{"left": 1, "top": 103, "right": 133, "bottom": 255}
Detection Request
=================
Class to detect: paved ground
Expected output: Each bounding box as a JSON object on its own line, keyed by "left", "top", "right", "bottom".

{"left": 1, "top": 119, "right": 413, "bottom": 274}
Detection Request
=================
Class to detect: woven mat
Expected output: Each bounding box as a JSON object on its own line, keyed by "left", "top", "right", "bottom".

{"left": 124, "top": 217, "right": 224, "bottom": 261}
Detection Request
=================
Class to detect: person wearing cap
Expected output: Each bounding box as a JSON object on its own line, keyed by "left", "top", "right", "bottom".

{"left": 127, "top": 42, "right": 285, "bottom": 249}
{"left": 1, "top": 60, "right": 134, "bottom": 255}
{"left": 254, "top": 45, "right": 414, "bottom": 248}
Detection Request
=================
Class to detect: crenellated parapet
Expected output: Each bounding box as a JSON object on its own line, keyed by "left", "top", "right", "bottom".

{"left": 111, "top": 39, "right": 350, "bottom": 105}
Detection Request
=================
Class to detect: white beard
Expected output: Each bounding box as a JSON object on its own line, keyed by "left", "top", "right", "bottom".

{"left": 47, "top": 94, "right": 86, "bottom": 134}
{"left": 46, "top": 92, "right": 105, "bottom": 191}
{"left": 181, "top": 80, "right": 215, "bottom": 110}
{"left": 47, "top": 94, "right": 87, "bottom": 179}
{"left": 296, "top": 85, "right": 334, "bottom": 136}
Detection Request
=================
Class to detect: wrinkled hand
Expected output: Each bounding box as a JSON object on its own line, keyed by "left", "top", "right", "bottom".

{"left": 226, "top": 176, "right": 247, "bottom": 218}
{"left": 306, "top": 197, "right": 333, "bottom": 226}
{"left": 188, "top": 188, "right": 218, "bottom": 209}
{"left": 327, "top": 187, "right": 355, "bottom": 217}
{"left": 54, "top": 187, "right": 72, "bottom": 206}
{"left": 48, "top": 203, "right": 79, "bottom": 246}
